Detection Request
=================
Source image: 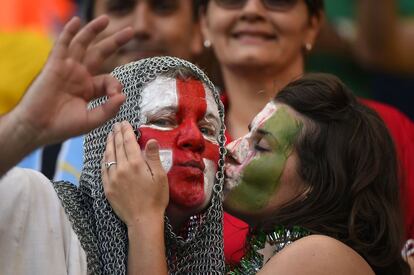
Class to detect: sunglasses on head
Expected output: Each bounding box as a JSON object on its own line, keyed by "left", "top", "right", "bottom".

{"left": 213, "top": 0, "right": 299, "bottom": 11}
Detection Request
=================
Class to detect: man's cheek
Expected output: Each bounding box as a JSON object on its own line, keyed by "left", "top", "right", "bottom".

{"left": 203, "top": 142, "right": 220, "bottom": 163}
{"left": 138, "top": 127, "right": 176, "bottom": 149}
{"left": 203, "top": 159, "right": 217, "bottom": 202}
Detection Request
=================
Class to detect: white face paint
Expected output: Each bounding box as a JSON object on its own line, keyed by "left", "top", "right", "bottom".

{"left": 139, "top": 76, "right": 178, "bottom": 130}
{"left": 139, "top": 77, "right": 178, "bottom": 171}
{"left": 224, "top": 102, "right": 277, "bottom": 193}
{"left": 202, "top": 159, "right": 216, "bottom": 208}
{"left": 203, "top": 83, "right": 220, "bottom": 144}
{"left": 250, "top": 102, "right": 277, "bottom": 133}
{"left": 159, "top": 150, "right": 173, "bottom": 172}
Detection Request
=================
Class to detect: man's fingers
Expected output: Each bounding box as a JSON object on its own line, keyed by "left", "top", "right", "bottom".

{"left": 68, "top": 15, "right": 110, "bottom": 62}
{"left": 91, "top": 74, "right": 123, "bottom": 99}
{"left": 120, "top": 121, "right": 142, "bottom": 161}
{"left": 144, "top": 140, "right": 167, "bottom": 183}
{"left": 51, "top": 17, "right": 82, "bottom": 59}
{"left": 84, "top": 27, "right": 133, "bottom": 73}
{"left": 113, "top": 122, "right": 128, "bottom": 165}
{"left": 83, "top": 94, "right": 124, "bottom": 134}
{"left": 102, "top": 132, "right": 115, "bottom": 190}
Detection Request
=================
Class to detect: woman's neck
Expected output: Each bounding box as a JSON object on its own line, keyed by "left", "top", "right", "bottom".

{"left": 222, "top": 63, "right": 304, "bottom": 139}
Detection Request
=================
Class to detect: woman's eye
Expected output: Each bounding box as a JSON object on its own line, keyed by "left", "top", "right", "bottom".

{"left": 254, "top": 138, "right": 271, "bottom": 152}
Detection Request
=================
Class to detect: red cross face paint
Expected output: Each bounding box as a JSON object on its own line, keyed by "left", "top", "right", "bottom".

{"left": 138, "top": 76, "right": 220, "bottom": 213}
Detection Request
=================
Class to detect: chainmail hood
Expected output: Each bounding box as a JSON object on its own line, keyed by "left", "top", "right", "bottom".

{"left": 54, "top": 56, "right": 226, "bottom": 274}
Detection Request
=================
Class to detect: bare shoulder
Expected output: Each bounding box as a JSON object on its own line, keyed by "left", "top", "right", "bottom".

{"left": 258, "top": 234, "right": 374, "bottom": 275}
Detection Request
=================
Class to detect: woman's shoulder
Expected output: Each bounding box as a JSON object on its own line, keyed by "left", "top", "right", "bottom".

{"left": 258, "top": 234, "right": 374, "bottom": 275}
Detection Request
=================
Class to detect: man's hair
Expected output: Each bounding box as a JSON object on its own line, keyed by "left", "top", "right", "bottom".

{"left": 198, "top": 0, "right": 324, "bottom": 17}
{"left": 82, "top": 0, "right": 200, "bottom": 22}
{"left": 263, "top": 73, "right": 409, "bottom": 274}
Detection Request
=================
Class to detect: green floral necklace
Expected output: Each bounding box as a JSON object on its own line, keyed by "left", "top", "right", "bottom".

{"left": 227, "top": 225, "right": 310, "bottom": 275}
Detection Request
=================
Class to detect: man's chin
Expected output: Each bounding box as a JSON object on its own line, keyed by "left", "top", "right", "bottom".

{"left": 166, "top": 202, "right": 208, "bottom": 232}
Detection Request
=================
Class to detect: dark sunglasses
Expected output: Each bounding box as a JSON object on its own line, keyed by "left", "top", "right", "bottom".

{"left": 213, "top": 0, "right": 299, "bottom": 11}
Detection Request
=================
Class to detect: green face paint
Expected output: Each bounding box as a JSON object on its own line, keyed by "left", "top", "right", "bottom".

{"left": 225, "top": 103, "right": 302, "bottom": 213}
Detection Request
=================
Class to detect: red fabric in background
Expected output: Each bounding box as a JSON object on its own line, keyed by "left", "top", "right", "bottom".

{"left": 360, "top": 98, "right": 414, "bottom": 239}
{"left": 222, "top": 94, "right": 414, "bottom": 265}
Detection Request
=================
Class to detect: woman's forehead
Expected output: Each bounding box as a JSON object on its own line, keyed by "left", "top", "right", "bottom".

{"left": 250, "top": 102, "right": 278, "bottom": 131}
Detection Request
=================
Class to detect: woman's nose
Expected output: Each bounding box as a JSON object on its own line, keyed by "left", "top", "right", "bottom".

{"left": 225, "top": 138, "right": 248, "bottom": 164}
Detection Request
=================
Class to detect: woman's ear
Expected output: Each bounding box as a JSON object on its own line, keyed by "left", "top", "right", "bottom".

{"left": 304, "top": 12, "right": 324, "bottom": 51}
{"left": 200, "top": 10, "right": 212, "bottom": 48}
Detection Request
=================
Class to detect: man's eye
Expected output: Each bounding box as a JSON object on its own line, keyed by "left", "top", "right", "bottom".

{"left": 254, "top": 138, "right": 271, "bottom": 152}
{"left": 150, "top": 0, "right": 179, "bottom": 14}
{"left": 200, "top": 126, "right": 217, "bottom": 138}
{"left": 151, "top": 118, "right": 175, "bottom": 127}
{"left": 106, "top": 0, "right": 135, "bottom": 15}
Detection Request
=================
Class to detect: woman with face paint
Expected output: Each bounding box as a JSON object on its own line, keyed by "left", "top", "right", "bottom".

{"left": 109, "top": 73, "right": 410, "bottom": 274}
{"left": 223, "top": 73, "right": 409, "bottom": 274}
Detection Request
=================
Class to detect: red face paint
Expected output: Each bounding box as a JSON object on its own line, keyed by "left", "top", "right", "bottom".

{"left": 138, "top": 77, "right": 220, "bottom": 209}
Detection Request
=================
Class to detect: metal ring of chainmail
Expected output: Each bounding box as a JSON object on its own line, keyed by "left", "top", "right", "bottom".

{"left": 53, "top": 56, "right": 227, "bottom": 274}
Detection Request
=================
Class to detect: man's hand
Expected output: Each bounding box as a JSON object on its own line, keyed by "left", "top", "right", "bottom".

{"left": 102, "top": 121, "right": 169, "bottom": 226}
{"left": 14, "top": 15, "right": 133, "bottom": 145}
{"left": 0, "top": 16, "right": 133, "bottom": 176}
{"left": 102, "top": 121, "right": 169, "bottom": 275}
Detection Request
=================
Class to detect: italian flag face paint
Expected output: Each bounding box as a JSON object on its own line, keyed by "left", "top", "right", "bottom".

{"left": 138, "top": 76, "right": 220, "bottom": 211}
{"left": 224, "top": 103, "right": 302, "bottom": 213}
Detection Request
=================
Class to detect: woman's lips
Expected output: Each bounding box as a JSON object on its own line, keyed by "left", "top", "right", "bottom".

{"left": 232, "top": 30, "right": 277, "bottom": 41}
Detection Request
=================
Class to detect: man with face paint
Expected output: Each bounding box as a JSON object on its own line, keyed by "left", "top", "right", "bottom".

{"left": 102, "top": 67, "right": 226, "bottom": 273}
{"left": 0, "top": 57, "right": 226, "bottom": 274}
{"left": 135, "top": 74, "right": 221, "bottom": 227}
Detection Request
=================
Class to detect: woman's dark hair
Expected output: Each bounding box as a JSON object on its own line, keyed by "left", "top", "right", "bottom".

{"left": 198, "top": 0, "right": 324, "bottom": 17}
{"left": 265, "top": 73, "right": 409, "bottom": 274}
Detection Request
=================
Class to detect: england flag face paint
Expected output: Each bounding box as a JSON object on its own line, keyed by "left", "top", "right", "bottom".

{"left": 138, "top": 76, "right": 220, "bottom": 212}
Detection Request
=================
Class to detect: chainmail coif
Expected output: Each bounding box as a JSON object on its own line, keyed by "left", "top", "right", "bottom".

{"left": 54, "top": 56, "right": 226, "bottom": 274}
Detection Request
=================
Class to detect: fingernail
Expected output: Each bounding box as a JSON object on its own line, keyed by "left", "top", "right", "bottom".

{"left": 113, "top": 122, "right": 120, "bottom": 131}
{"left": 147, "top": 141, "right": 159, "bottom": 152}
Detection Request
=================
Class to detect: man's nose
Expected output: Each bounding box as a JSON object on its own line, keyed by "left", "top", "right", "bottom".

{"left": 177, "top": 120, "right": 205, "bottom": 153}
{"left": 131, "top": 3, "right": 153, "bottom": 37}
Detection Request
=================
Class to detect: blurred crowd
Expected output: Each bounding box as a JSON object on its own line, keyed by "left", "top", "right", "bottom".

{"left": 0, "top": 0, "right": 413, "bottom": 273}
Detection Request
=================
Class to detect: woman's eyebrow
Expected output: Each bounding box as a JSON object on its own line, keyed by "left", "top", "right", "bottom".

{"left": 256, "top": 128, "right": 276, "bottom": 140}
